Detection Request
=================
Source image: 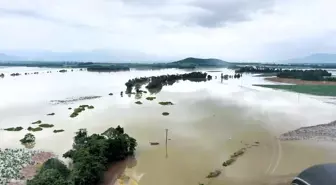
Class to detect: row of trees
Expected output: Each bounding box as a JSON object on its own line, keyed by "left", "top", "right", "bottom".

{"left": 125, "top": 72, "right": 210, "bottom": 93}
{"left": 235, "top": 66, "right": 282, "bottom": 73}
{"left": 277, "top": 69, "right": 333, "bottom": 81}
{"left": 87, "top": 66, "right": 130, "bottom": 72}
{"left": 236, "top": 66, "right": 336, "bottom": 81}
{"left": 27, "top": 126, "right": 137, "bottom": 185}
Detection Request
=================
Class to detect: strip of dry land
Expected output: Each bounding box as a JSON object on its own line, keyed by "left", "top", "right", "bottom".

{"left": 265, "top": 77, "right": 336, "bottom": 85}
{"left": 280, "top": 121, "right": 336, "bottom": 141}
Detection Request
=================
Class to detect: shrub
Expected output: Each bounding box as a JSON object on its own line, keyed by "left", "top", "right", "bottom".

{"left": 20, "top": 133, "right": 36, "bottom": 144}
{"left": 4, "top": 126, "right": 23, "bottom": 131}
{"left": 32, "top": 120, "right": 42, "bottom": 124}
{"left": 39, "top": 124, "right": 54, "bottom": 128}
{"left": 158, "top": 101, "right": 174, "bottom": 106}
{"left": 54, "top": 129, "right": 65, "bottom": 133}
{"left": 162, "top": 112, "right": 170, "bottom": 116}
{"left": 146, "top": 97, "right": 156, "bottom": 101}
{"left": 135, "top": 101, "right": 142, "bottom": 105}
{"left": 28, "top": 127, "right": 43, "bottom": 132}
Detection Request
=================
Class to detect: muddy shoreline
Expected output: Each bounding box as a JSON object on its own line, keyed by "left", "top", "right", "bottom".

{"left": 265, "top": 77, "right": 336, "bottom": 85}
{"left": 280, "top": 120, "right": 336, "bottom": 141}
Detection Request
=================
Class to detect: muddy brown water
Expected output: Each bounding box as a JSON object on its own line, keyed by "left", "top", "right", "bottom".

{"left": 1, "top": 68, "right": 336, "bottom": 185}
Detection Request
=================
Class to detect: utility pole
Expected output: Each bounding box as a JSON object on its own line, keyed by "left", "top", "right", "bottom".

{"left": 165, "top": 129, "right": 168, "bottom": 158}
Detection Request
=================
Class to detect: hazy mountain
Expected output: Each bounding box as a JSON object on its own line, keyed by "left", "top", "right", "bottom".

{"left": 0, "top": 50, "right": 171, "bottom": 62}
{"left": 172, "top": 57, "right": 230, "bottom": 66}
{"left": 0, "top": 53, "right": 21, "bottom": 61}
{"left": 282, "top": 53, "right": 336, "bottom": 64}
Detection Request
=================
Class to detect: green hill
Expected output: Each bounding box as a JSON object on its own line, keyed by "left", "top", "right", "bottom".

{"left": 171, "top": 57, "right": 230, "bottom": 67}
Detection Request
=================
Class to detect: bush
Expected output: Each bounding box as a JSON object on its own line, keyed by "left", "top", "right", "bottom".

{"left": 162, "top": 112, "right": 170, "bottom": 116}
{"left": 28, "top": 127, "right": 43, "bottom": 132}
{"left": 146, "top": 97, "right": 156, "bottom": 101}
{"left": 158, "top": 101, "right": 174, "bottom": 106}
{"left": 47, "top": 113, "right": 55, "bottom": 116}
{"left": 88, "top": 105, "right": 94, "bottom": 109}
{"left": 32, "top": 120, "right": 42, "bottom": 124}
{"left": 54, "top": 129, "right": 65, "bottom": 133}
{"left": 20, "top": 133, "right": 35, "bottom": 144}
{"left": 39, "top": 124, "right": 54, "bottom": 128}
{"left": 4, "top": 126, "right": 23, "bottom": 131}
{"left": 135, "top": 101, "right": 142, "bottom": 105}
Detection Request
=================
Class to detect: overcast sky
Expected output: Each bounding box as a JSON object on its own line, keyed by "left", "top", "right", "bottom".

{"left": 0, "top": 0, "right": 335, "bottom": 62}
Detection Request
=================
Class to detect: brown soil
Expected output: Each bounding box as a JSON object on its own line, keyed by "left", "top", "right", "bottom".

{"left": 265, "top": 77, "right": 336, "bottom": 85}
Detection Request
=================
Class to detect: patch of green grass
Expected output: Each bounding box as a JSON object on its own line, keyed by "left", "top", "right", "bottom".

{"left": 254, "top": 84, "right": 336, "bottom": 96}
{"left": 39, "top": 124, "right": 54, "bottom": 128}
{"left": 158, "top": 101, "right": 174, "bottom": 106}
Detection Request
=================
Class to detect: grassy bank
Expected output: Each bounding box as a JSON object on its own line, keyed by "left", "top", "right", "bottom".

{"left": 254, "top": 84, "right": 336, "bottom": 96}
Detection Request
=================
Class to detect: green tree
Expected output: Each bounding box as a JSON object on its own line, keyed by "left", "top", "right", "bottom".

{"left": 27, "top": 169, "right": 69, "bottom": 185}
{"left": 39, "top": 158, "right": 70, "bottom": 178}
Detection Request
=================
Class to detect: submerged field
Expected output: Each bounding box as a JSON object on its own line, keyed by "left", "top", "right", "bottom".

{"left": 254, "top": 84, "right": 336, "bottom": 96}
{"left": 1, "top": 67, "right": 336, "bottom": 184}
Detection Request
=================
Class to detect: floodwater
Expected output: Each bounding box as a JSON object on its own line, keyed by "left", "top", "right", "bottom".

{"left": 1, "top": 67, "right": 336, "bottom": 185}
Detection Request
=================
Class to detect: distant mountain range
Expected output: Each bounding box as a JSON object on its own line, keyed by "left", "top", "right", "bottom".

{"left": 0, "top": 50, "right": 168, "bottom": 62}
{"left": 281, "top": 53, "right": 336, "bottom": 64}
{"left": 172, "top": 57, "right": 230, "bottom": 66}
{"left": 1, "top": 51, "right": 336, "bottom": 64}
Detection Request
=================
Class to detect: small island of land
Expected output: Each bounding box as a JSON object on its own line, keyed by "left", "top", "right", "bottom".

{"left": 245, "top": 68, "right": 336, "bottom": 96}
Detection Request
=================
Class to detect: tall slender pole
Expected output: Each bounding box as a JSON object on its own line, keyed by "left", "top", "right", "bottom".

{"left": 165, "top": 129, "right": 168, "bottom": 158}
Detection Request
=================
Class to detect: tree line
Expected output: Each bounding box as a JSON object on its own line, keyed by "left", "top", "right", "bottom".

{"left": 236, "top": 66, "right": 336, "bottom": 81}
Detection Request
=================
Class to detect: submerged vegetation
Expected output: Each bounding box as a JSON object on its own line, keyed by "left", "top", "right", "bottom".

{"left": 70, "top": 105, "right": 95, "bottom": 118}
{"left": 254, "top": 84, "right": 336, "bottom": 96}
{"left": 31, "top": 120, "right": 42, "bottom": 125}
{"left": 20, "top": 133, "right": 36, "bottom": 144}
{"left": 237, "top": 67, "right": 336, "bottom": 82}
{"left": 28, "top": 127, "right": 43, "bottom": 132}
{"left": 27, "top": 126, "right": 137, "bottom": 185}
{"left": 158, "top": 101, "right": 174, "bottom": 106}
{"left": 146, "top": 96, "right": 156, "bottom": 101}
{"left": 53, "top": 129, "right": 65, "bottom": 133}
{"left": 162, "top": 112, "right": 170, "bottom": 116}
{"left": 4, "top": 126, "right": 23, "bottom": 131}
{"left": 125, "top": 72, "right": 210, "bottom": 94}
{"left": 87, "top": 65, "right": 130, "bottom": 72}
{"left": 135, "top": 101, "right": 143, "bottom": 105}
{"left": 39, "top": 124, "right": 54, "bottom": 128}
{"left": 51, "top": 96, "right": 101, "bottom": 105}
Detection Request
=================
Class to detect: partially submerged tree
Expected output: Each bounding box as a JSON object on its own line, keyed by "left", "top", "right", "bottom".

{"left": 28, "top": 126, "right": 137, "bottom": 185}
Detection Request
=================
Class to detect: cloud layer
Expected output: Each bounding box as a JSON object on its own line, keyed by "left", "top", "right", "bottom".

{"left": 0, "top": 0, "right": 335, "bottom": 61}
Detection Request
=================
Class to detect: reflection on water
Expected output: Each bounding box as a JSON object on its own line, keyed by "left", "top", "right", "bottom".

{"left": 0, "top": 67, "right": 336, "bottom": 185}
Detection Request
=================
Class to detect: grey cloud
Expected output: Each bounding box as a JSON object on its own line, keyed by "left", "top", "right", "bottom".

{"left": 0, "top": 8, "right": 101, "bottom": 30}
{"left": 118, "top": 0, "right": 170, "bottom": 6}
{"left": 188, "top": 0, "right": 275, "bottom": 27}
